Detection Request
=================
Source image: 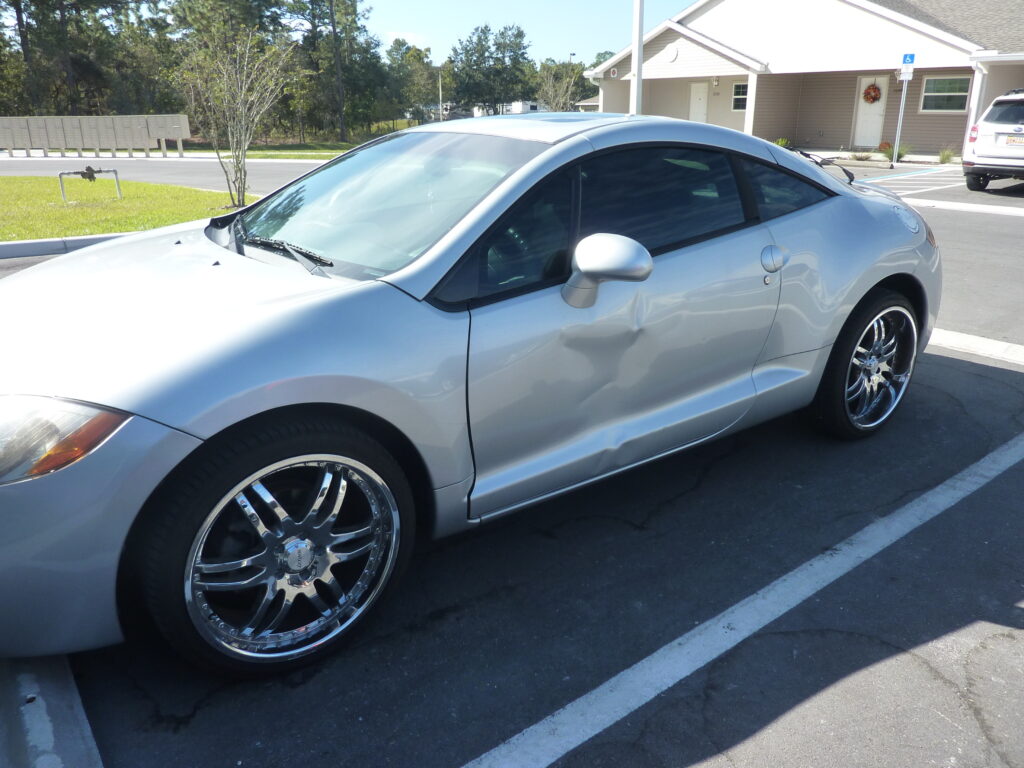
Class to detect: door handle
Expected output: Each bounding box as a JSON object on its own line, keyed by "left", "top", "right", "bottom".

{"left": 760, "top": 245, "right": 787, "bottom": 274}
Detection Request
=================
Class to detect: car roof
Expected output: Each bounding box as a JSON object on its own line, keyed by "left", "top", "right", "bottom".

{"left": 992, "top": 90, "right": 1024, "bottom": 102}
{"left": 408, "top": 112, "right": 678, "bottom": 144}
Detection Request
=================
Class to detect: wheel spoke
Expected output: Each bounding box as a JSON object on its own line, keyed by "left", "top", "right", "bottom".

{"left": 306, "top": 466, "right": 337, "bottom": 524}
{"left": 261, "top": 591, "right": 295, "bottom": 634}
{"left": 195, "top": 551, "right": 267, "bottom": 575}
{"left": 194, "top": 567, "right": 269, "bottom": 592}
{"left": 846, "top": 374, "right": 867, "bottom": 401}
{"left": 328, "top": 539, "right": 374, "bottom": 565}
{"left": 328, "top": 522, "right": 373, "bottom": 546}
{"left": 312, "top": 471, "right": 348, "bottom": 533}
{"left": 307, "top": 589, "right": 335, "bottom": 617}
{"left": 880, "top": 330, "right": 899, "bottom": 360}
{"left": 242, "top": 585, "right": 280, "bottom": 636}
{"left": 234, "top": 491, "right": 275, "bottom": 541}
{"left": 250, "top": 480, "right": 293, "bottom": 531}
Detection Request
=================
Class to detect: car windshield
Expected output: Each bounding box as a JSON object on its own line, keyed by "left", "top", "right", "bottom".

{"left": 239, "top": 131, "right": 546, "bottom": 279}
{"left": 984, "top": 100, "right": 1024, "bottom": 125}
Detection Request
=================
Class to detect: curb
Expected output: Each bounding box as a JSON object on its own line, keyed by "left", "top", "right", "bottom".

{"left": 0, "top": 233, "right": 128, "bottom": 260}
{"left": 0, "top": 656, "right": 104, "bottom": 768}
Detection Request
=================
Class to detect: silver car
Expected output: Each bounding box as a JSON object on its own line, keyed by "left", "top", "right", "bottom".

{"left": 0, "top": 114, "right": 940, "bottom": 674}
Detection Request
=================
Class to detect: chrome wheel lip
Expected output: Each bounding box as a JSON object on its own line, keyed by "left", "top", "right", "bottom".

{"left": 844, "top": 306, "right": 918, "bottom": 430}
{"left": 184, "top": 453, "right": 401, "bottom": 663}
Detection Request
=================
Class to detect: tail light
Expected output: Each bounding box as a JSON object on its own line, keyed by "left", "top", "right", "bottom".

{"left": 968, "top": 125, "right": 978, "bottom": 143}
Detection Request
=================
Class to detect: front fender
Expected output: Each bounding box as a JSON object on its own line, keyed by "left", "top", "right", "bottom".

{"left": 131, "top": 282, "right": 473, "bottom": 490}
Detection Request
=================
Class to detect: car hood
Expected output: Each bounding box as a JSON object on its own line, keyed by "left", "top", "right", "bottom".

{"left": 0, "top": 221, "right": 365, "bottom": 419}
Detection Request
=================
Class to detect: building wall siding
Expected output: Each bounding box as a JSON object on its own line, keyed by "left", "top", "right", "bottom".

{"left": 707, "top": 77, "right": 747, "bottom": 131}
{"left": 793, "top": 72, "right": 859, "bottom": 149}
{"left": 879, "top": 67, "right": 974, "bottom": 152}
{"left": 645, "top": 79, "right": 690, "bottom": 118}
{"left": 751, "top": 74, "right": 803, "bottom": 141}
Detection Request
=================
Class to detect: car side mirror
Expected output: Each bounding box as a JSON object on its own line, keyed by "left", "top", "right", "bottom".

{"left": 561, "top": 233, "right": 653, "bottom": 308}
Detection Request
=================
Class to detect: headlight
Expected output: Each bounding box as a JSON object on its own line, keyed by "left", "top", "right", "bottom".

{"left": 0, "top": 396, "right": 129, "bottom": 486}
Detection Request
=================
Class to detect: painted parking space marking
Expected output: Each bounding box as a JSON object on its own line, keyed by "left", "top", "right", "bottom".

{"left": 909, "top": 198, "right": 1024, "bottom": 217}
{"left": 899, "top": 182, "right": 970, "bottom": 196}
{"left": 866, "top": 167, "right": 951, "bottom": 182}
{"left": 462, "top": 428, "right": 1024, "bottom": 768}
{"left": 930, "top": 328, "right": 1024, "bottom": 365}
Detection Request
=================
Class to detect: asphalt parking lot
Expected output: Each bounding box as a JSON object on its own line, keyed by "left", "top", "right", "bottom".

{"left": 2, "top": 160, "right": 1023, "bottom": 768}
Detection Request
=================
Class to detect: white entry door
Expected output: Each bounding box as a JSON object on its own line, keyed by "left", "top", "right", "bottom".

{"left": 689, "top": 82, "right": 709, "bottom": 123}
{"left": 853, "top": 76, "right": 888, "bottom": 148}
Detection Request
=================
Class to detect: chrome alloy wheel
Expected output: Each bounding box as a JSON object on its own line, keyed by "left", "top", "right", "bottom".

{"left": 844, "top": 307, "right": 918, "bottom": 430}
{"left": 184, "top": 454, "right": 400, "bottom": 662}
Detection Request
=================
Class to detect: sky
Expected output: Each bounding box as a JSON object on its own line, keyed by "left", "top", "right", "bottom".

{"left": 364, "top": 0, "right": 699, "bottom": 65}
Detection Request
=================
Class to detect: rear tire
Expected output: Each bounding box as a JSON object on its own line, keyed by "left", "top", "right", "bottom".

{"left": 813, "top": 290, "right": 919, "bottom": 440}
{"left": 965, "top": 174, "right": 989, "bottom": 191}
{"left": 136, "top": 415, "right": 415, "bottom": 676}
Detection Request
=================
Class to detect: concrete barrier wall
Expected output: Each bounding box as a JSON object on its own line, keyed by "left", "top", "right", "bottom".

{"left": 0, "top": 114, "right": 191, "bottom": 158}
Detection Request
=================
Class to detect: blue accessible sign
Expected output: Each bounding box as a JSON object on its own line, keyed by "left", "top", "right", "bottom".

{"left": 903, "top": 53, "right": 915, "bottom": 65}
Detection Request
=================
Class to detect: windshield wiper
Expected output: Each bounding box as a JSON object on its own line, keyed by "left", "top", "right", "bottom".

{"left": 245, "top": 235, "right": 334, "bottom": 267}
{"left": 788, "top": 147, "right": 856, "bottom": 184}
{"left": 233, "top": 220, "right": 335, "bottom": 276}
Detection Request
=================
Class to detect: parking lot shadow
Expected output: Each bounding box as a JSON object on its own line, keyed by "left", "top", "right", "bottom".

{"left": 72, "top": 351, "right": 1024, "bottom": 768}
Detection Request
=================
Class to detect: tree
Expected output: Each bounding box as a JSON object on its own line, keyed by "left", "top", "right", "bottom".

{"left": 178, "top": 23, "right": 294, "bottom": 206}
{"left": 385, "top": 38, "right": 436, "bottom": 122}
{"left": 450, "top": 24, "right": 534, "bottom": 114}
{"left": 536, "top": 58, "right": 586, "bottom": 112}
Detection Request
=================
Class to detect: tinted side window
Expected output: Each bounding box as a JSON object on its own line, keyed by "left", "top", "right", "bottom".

{"left": 579, "top": 147, "right": 745, "bottom": 252}
{"left": 433, "top": 171, "right": 572, "bottom": 304}
{"left": 742, "top": 160, "right": 830, "bottom": 221}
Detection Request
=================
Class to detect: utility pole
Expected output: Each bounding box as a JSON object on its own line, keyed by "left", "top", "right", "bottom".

{"left": 630, "top": 0, "right": 644, "bottom": 114}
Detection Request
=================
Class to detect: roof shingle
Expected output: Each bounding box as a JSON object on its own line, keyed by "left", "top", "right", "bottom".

{"left": 866, "top": 0, "right": 1024, "bottom": 52}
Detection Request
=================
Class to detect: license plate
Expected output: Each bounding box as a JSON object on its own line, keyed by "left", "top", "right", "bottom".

{"left": 1008, "top": 135, "right": 1024, "bottom": 145}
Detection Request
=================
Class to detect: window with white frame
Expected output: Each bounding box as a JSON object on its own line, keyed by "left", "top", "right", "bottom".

{"left": 920, "top": 77, "right": 970, "bottom": 112}
{"left": 732, "top": 83, "right": 748, "bottom": 111}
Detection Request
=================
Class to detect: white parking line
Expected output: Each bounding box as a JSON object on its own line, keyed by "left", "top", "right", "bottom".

{"left": 899, "top": 182, "right": 969, "bottom": 196}
{"left": 930, "top": 328, "right": 1024, "bottom": 365}
{"left": 1, "top": 657, "right": 104, "bottom": 768}
{"left": 909, "top": 199, "right": 1024, "bottom": 217}
{"left": 462, "top": 429, "right": 1024, "bottom": 768}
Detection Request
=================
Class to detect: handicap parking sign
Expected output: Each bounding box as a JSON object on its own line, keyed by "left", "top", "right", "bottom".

{"left": 903, "top": 53, "right": 915, "bottom": 65}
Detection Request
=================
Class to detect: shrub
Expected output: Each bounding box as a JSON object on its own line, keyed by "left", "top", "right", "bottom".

{"left": 850, "top": 152, "right": 873, "bottom": 161}
{"left": 878, "top": 141, "right": 911, "bottom": 161}
{"left": 773, "top": 137, "right": 792, "bottom": 148}
{"left": 938, "top": 146, "right": 956, "bottom": 164}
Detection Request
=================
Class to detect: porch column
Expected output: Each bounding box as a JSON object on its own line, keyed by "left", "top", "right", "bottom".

{"left": 964, "top": 62, "right": 988, "bottom": 149}
{"left": 742, "top": 73, "right": 758, "bottom": 135}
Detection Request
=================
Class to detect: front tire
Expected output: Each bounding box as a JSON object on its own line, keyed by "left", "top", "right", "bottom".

{"left": 137, "top": 416, "right": 415, "bottom": 675}
{"left": 813, "top": 290, "right": 919, "bottom": 440}
{"left": 965, "top": 174, "right": 989, "bottom": 191}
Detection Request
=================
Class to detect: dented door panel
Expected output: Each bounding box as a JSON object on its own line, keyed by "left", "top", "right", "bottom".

{"left": 466, "top": 223, "right": 781, "bottom": 518}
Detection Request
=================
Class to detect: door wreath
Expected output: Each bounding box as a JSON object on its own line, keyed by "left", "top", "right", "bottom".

{"left": 863, "top": 84, "right": 882, "bottom": 104}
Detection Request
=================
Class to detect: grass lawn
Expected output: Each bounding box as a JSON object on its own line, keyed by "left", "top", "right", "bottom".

{"left": 0, "top": 176, "right": 238, "bottom": 241}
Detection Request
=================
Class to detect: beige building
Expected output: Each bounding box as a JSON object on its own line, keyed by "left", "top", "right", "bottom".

{"left": 586, "top": 0, "right": 1024, "bottom": 153}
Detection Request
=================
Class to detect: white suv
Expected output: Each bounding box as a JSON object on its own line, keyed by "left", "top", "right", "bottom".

{"left": 963, "top": 89, "right": 1024, "bottom": 190}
